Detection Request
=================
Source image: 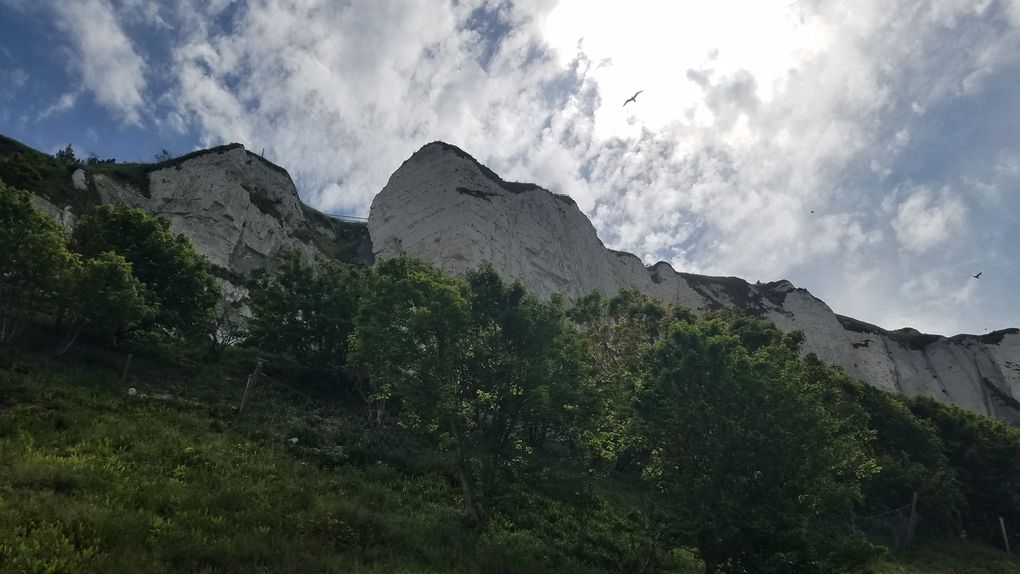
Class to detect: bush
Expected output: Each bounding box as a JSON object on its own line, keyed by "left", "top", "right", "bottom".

{"left": 72, "top": 204, "right": 219, "bottom": 338}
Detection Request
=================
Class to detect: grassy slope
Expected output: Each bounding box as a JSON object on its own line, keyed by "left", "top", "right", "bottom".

{"left": 0, "top": 343, "right": 675, "bottom": 574}
{"left": 0, "top": 136, "right": 97, "bottom": 213}
{"left": 862, "top": 543, "right": 1020, "bottom": 574}
{"left": 2, "top": 344, "right": 1017, "bottom": 573}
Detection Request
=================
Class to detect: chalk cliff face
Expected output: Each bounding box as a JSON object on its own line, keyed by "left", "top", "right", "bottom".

{"left": 85, "top": 145, "right": 372, "bottom": 277}
{"left": 369, "top": 142, "right": 1020, "bottom": 422}
{"left": 15, "top": 135, "right": 1018, "bottom": 421}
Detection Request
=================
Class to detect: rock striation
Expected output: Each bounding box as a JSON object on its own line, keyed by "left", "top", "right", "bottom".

{"left": 369, "top": 142, "right": 1020, "bottom": 422}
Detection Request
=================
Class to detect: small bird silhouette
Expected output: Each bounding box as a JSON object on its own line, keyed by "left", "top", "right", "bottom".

{"left": 972, "top": 272, "right": 982, "bottom": 279}
{"left": 623, "top": 90, "right": 643, "bottom": 107}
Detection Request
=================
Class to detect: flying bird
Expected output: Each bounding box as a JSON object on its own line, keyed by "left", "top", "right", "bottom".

{"left": 972, "top": 272, "right": 982, "bottom": 279}
{"left": 623, "top": 90, "right": 643, "bottom": 107}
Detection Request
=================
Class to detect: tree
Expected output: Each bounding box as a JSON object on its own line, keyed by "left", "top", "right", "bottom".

{"left": 207, "top": 293, "right": 248, "bottom": 359}
{"left": 835, "top": 370, "right": 963, "bottom": 537}
{"left": 351, "top": 259, "right": 591, "bottom": 526}
{"left": 58, "top": 252, "right": 152, "bottom": 353}
{"left": 85, "top": 153, "right": 115, "bottom": 165}
{"left": 246, "top": 254, "right": 362, "bottom": 370}
{"left": 54, "top": 144, "right": 80, "bottom": 167}
{"left": 907, "top": 397, "right": 1020, "bottom": 547}
{"left": 461, "top": 264, "right": 592, "bottom": 506}
{"left": 71, "top": 204, "right": 219, "bottom": 337}
{"left": 568, "top": 288, "right": 671, "bottom": 467}
{"left": 350, "top": 256, "right": 477, "bottom": 517}
{"left": 637, "top": 316, "right": 878, "bottom": 573}
{"left": 0, "top": 180, "right": 71, "bottom": 342}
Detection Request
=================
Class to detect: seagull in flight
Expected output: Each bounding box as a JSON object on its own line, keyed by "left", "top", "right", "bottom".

{"left": 623, "top": 90, "right": 643, "bottom": 107}
{"left": 972, "top": 272, "right": 982, "bottom": 279}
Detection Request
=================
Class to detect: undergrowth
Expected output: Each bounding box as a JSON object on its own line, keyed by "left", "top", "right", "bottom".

{"left": 0, "top": 344, "right": 688, "bottom": 573}
{"left": 1, "top": 340, "right": 1017, "bottom": 573}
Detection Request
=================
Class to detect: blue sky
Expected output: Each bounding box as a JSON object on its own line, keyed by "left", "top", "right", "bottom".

{"left": 1, "top": 0, "right": 1018, "bottom": 336}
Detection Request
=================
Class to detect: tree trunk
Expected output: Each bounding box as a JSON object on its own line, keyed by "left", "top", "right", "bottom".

{"left": 449, "top": 419, "right": 482, "bottom": 527}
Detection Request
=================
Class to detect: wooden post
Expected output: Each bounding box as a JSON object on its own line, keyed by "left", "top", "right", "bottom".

{"left": 1000, "top": 516, "right": 1011, "bottom": 553}
{"left": 121, "top": 353, "right": 133, "bottom": 380}
{"left": 906, "top": 492, "right": 919, "bottom": 546}
{"left": 238, "top": 359, "right": 264, "bottom": 415}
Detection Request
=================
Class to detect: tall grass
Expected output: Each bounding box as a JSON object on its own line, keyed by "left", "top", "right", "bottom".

{"left": 0, "top": 347, "right": 665, "bottom": 573}
{"left": 1, "top": 344, "right": 1016, "bottom": 573}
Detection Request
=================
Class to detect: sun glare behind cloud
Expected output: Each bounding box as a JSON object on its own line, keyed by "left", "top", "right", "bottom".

{"left": 543, "top": 0, "right": 825, "bottom": 139}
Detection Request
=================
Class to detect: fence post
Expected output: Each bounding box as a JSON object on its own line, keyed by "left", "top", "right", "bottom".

{"left": 906, "top": 492, "right": 918, "bottom": 546}
{"left": 1000, "top": 516, "right": 1011, "bottom": 553}
{"left": 120, "top": 353, "right": 133, "bottom": 381}
{"left": 238, "top": 358, "right": 265, "bottom": 416}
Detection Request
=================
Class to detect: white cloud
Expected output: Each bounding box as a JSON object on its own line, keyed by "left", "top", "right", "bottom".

{"left": 8, "top": 68, "right": 27, "bottom": 89}
{"left": 164, "top": 0, "right": 569, "bottom": 213}
{"left": 50, "top": 0, "right": 147, "bottom": 124}
{"left": 39, "top": 92, "right": 78, "bottom": 119}
{"left": 891, "top": 187, "right": 968, "bottom": 254}
{"left": 28, "top": 0, "right": 1009, "bottom": 335}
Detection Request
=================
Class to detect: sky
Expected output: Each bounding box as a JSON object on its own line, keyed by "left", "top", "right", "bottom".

{"left": 1, "top": 0, "right": 1018, "bottom": 336}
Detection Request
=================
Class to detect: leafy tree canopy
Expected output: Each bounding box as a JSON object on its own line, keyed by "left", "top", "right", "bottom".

{"left": 0, "top": 179, "right": 70, "bottom": 342}
{"left": 246, "top": 253, "right": 363, "bottom": 371}
{"left": 907, "top": 397, "right": 1020, "bottom": 546}
{"left": 637, "top": 316, "right": 879, "bottom": 573}
{"left": 54, "top": 143, "right": 80, "bottom": 167}
{"left": 71, "top": 204, "right": 219, "bottom": 337}
{"left": 58, "top": 251, "right": 152, "bottom": 353}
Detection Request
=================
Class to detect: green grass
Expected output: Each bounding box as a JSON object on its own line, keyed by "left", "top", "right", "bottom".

{"left": 0, "top": 344, "right": 679, "bottom": 573}
{"left": 0, "top": 136, "right": 99, "bottom": 213}
{"left": 2, "top": 336, "right": 1018, "bottom": 574}
{"left": 859, "top": 540, "right": 1019, "bottom": 573}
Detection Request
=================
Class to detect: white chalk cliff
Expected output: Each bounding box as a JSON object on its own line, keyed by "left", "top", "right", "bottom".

{"left": 16, "top": 135, "right": 1018, "bottom": 422}
{"left": 74, "top": 145, "right": 372, "bottom": 286}
{"left": 369, "top": 142, "right": 1020, "bottom": 422}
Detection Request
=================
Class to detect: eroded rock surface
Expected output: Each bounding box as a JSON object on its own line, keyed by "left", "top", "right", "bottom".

{"left": 83, "top": 145, "right": 372, "bottom": 282}
{"left": 369, "top": 142, "right": 1020, "bottom": 422}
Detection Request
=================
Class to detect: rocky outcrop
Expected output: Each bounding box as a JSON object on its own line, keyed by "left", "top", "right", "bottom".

{"left": 82, "top": 144, "right": 372, "bottom": 280}
{"left": 29, "top": 194, "right": 76, "bottom": 230}
{"left": 369, "top": 142, "right": 1020, "bottom": 422}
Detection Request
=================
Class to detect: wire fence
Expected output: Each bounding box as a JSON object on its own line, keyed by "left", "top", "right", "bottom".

{"left": 320, "top": 211, "right": 368, "bottom": 222}
{"left": 853, "top": 499, "right": 917, "bottom": 550}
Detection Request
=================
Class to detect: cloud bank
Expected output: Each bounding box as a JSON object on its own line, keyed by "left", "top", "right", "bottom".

{"left": 14, "top": 0, "right": 1020, "bottom": 335}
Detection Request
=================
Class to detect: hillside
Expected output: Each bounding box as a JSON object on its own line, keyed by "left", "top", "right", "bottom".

{"left": 5, "top": 134, "right": 1020, "bottom": 422}
{"left": 0, "top": 135, "right": 372, "bottom": 288}
{"left": 369, "top": 141, "right": 1020, "bottom": 423}
{"left": 5, "top": 162, "right": 1020, "bottom": 572}
{"left": 2, "top": 325, "right": 1019, "bottom": 573}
